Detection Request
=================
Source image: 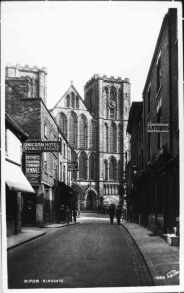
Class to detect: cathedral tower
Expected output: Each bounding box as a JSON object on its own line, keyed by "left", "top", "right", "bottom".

{"left": 84, "top": 74, "right": 131, "bottom": 206}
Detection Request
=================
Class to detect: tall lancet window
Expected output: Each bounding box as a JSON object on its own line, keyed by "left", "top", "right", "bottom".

{"left": 79, "top": 152, "right": 87, "bottom": 179}
{"left": 118, "top": 124, "right": 122, "bottom": 153}
{"left": 79, "top": 116, "right": 86, "bottom": 148}
{"left": 110, "top": 87, "right": 116, "bottom": 101}
{"left": 71, "top": 92, "right": 75, "bottom": 108}
{"left": 58, "top": 113, "right": 67, "bottom": 137}
{"left": 104, "top": 160, "right": 108, "bottom": 180}
{"left": 89, "top": 121, "right": 96, "bottom": 149}
{"left": 68, "top": 113, "right": 76, "bottom": 147}
{"left": 76, "top": 96, "right": 79, "bottom": 108}
{"left": 89, "top": 153, "right": 96, "bottom": 180}
{"left": 66, "top": 95, "right": 70, "bottom": 107}
{"left": 109, "top": 157, "right": 116, "bottom": 180}
{"left": 109, "top": 123, "right": 117, "bottom": 152}
{"left": 71, "top": 151, "right": 77, "bottom": 180}
{"left": 105, "top": 123, "right": 108, "bottom": 152}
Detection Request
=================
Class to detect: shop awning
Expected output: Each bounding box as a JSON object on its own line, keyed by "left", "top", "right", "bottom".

{"left": 5, "top": 160, "right": 35, "bottom": 193}
{"left": 58, "top": 182, "right": 73, "bottom": 193}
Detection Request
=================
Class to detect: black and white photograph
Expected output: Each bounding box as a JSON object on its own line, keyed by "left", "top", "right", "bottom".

{"left": 1, "top": 1, "right": 183, "bottom": 292}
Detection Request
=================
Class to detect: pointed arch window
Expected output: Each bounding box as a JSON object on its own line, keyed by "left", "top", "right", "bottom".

{"left": 104, "top": 160, "right": 108, "bottom": 180}
{"left": 66, "top": 95, "right": 70, "bottom": 107}
{"left": 109, "top": 158, "right": 116, "bottom": 180}
{"left": 76, "top": 96, "right": 79, "bottom": 108}
{"left": 79, "top": 152, "right": 87, "bottom": 179}
{"left": 89, "top": 153, "right": 96, "bottom": 180}
{"left": 79, "top": 116, "right": 86, "bottom": 148}
{"left": 71, "top": 151, "right": 77, "bottom": 180}
{"left": 110, "top": 87, "right": 116, "bottom": 101}
{"left": 118, "top": 124, "right": 122, "bottom": 153}
{"left": 58, "top": 113, "right": 67, "bottom": 137}
{"left": 68, "top": 113, "right": 76, "bottom": 147}
{"left": 89, "top": 121, "right": 96, "bottom": 149}
{"left": 71, "top": 92, "right": 75, "bottom": 108}
{"left": 104, "top": 123, "right": 108, "bottom": 152}
{"left": 109, "top": 123, "right": 117, "bottom": 152}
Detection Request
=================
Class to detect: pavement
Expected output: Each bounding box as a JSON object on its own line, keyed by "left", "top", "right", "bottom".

{"left": 7, "top": 213, "right": 180, "bottom": 287}
{"left": 7, "top": 221, "right": 79, "bottom": 250}
{"left": 122, "top": 221, "right": 179, "bottom": 286}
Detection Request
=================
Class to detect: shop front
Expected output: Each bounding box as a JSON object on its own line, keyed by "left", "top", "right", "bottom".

{"left": 5, "top": 159, "right": 35, "bottom": 236}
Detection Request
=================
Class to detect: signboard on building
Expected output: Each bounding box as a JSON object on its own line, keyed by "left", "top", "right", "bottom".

{"left": 103, "top": 195, "right": 120, "bottom": 206}
{"left": 147, "top": 123, "right": 169, "bottom": 133}
{"left": 25, "top": 154, "right": 41, "bottom": 185}
{"left": 68, "top": 162, "right": 78, "bottom": 171}
{"left": 23, "top": 141, "right": 61, "bottom": 152}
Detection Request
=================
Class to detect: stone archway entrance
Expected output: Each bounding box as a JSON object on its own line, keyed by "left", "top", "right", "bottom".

{"left": 85, "top": 189, "right": 97, "bottom": 211}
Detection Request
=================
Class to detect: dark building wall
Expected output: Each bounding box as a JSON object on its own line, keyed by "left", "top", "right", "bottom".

{"left": 142, "top": 8, "right": 179, "bottom": 235}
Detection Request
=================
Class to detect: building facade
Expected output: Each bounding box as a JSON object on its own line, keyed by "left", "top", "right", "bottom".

{"left": 126, "top": 8, "right": 179, "bottom": 236}
{"left": 5, "top": 113, "right": 35, "bottom": 236}
{"left": 5, "top": 64, "right": 73, "bottom": 226}
{"left": 51, "top": 74, "right": 131, "bottom": 210}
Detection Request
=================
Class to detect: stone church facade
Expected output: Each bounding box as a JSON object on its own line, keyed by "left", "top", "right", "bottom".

{"left": 50, "top": 74, "right": 131, "bottom": 211}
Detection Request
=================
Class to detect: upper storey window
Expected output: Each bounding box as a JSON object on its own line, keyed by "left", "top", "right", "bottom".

{"left": 156, "top": 52, "right": 162, "bottom": 94}
{"left": 148, "top": 85, "right": 151, "bottom": 115}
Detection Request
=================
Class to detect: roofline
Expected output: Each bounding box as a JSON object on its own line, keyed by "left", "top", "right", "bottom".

{"left": 5, "top": 113, "right": 29, "bottom": 141}
{"left": 142, "top": 9, "right": 174, "bottom": 95}
{"left": 50, "top": 84, "right": 84, "bottom": 111}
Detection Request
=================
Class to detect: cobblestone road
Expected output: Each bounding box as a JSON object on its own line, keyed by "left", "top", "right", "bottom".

{"left": 7, "top": 214, "right": 153, "bottom": 289}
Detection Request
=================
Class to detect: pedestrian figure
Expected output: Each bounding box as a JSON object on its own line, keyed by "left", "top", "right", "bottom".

{"left": 72, "top": 209, "right": 77, "bottom": 223}
{"left": 65, "top": 206, "right": 70, "bottom": 224}
{"left": 60, "top": 205, "right": 65, "bottom": 223}
{"left": 109, "top": 204, "right": 115, "bottom": 224}
{"left": 116, "top": 205, "right": 122, "bottom": 225}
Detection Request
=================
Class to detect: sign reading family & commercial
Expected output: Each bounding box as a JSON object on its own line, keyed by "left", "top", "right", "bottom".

{"left": 147, "top": 123, "right": 169, "bottom": 133}
{"left": 25, "top": 154, "right": 41, "bottom": 185}
{"left": 23, "top": 141, "right": 61, "bottom": 152}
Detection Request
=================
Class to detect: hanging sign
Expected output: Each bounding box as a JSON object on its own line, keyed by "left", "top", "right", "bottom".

{"left": 25, "top": 154, "right": 41, "bottom": 185}
{"left": 23, "top": 141, "right": 61, "bottom": 152}
{"left": 147, "top": 123, "right": 169, "bottom": 133}
{"left": 68, "top": 162, "right": 79, "bottom": 171}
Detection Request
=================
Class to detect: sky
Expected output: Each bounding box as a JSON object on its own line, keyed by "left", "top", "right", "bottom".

{"left": 2, "top": 1, "right": 182, "bottom": 109}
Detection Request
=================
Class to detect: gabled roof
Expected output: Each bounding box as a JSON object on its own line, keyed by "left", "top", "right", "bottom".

{"left": 127, "top": 102, "right": 143, "bottom": 134}
{"left": 50, "top": 84, "right": 86, "bottom": 111}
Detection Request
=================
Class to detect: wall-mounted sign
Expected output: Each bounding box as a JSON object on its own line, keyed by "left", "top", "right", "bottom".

{"left": 25, "top": 154, "right": 41, "bottom": 185}
{"left": 68, "top": 162, "right": 79, "bottom": 171}
{"left": 147, "top": 123, "right": 169, "bottom": 133}
{"left": 23, "top": 141, "right": 61, "bottom": 152}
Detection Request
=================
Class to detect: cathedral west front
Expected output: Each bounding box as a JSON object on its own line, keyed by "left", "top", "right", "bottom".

{"left": 51, "top": 74, "right": 131, "bottom": 211}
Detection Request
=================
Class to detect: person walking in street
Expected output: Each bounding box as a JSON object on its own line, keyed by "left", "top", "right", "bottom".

{"left": 60, "top": 205, "right": 65, "bottom": 223}
{"left": 72, "top": 209, "right": 77, "bottom": 223}
{"left": 116, "top": 205, "right": 122, "bottom": 225}
{"left": 109, "top": 204, "right": 115, "bottom": 224}
{"left": 65, "top": 206, "right": 70, "bottom": 224}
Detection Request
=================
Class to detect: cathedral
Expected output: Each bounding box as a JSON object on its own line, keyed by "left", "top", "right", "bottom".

{"left": 51, "top": 74, "right": 131, "bottom": 211}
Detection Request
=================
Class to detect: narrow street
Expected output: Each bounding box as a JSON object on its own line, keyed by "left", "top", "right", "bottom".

{"left": 7, "top": 213, "right": 152, "bottom": 289}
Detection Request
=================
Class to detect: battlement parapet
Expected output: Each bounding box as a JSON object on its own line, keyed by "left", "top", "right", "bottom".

{"left": 84, "top": 74, "right": 130, "bottom": 90}
{"left": 6, "top": 64, "right": 47, "bottom": 75}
